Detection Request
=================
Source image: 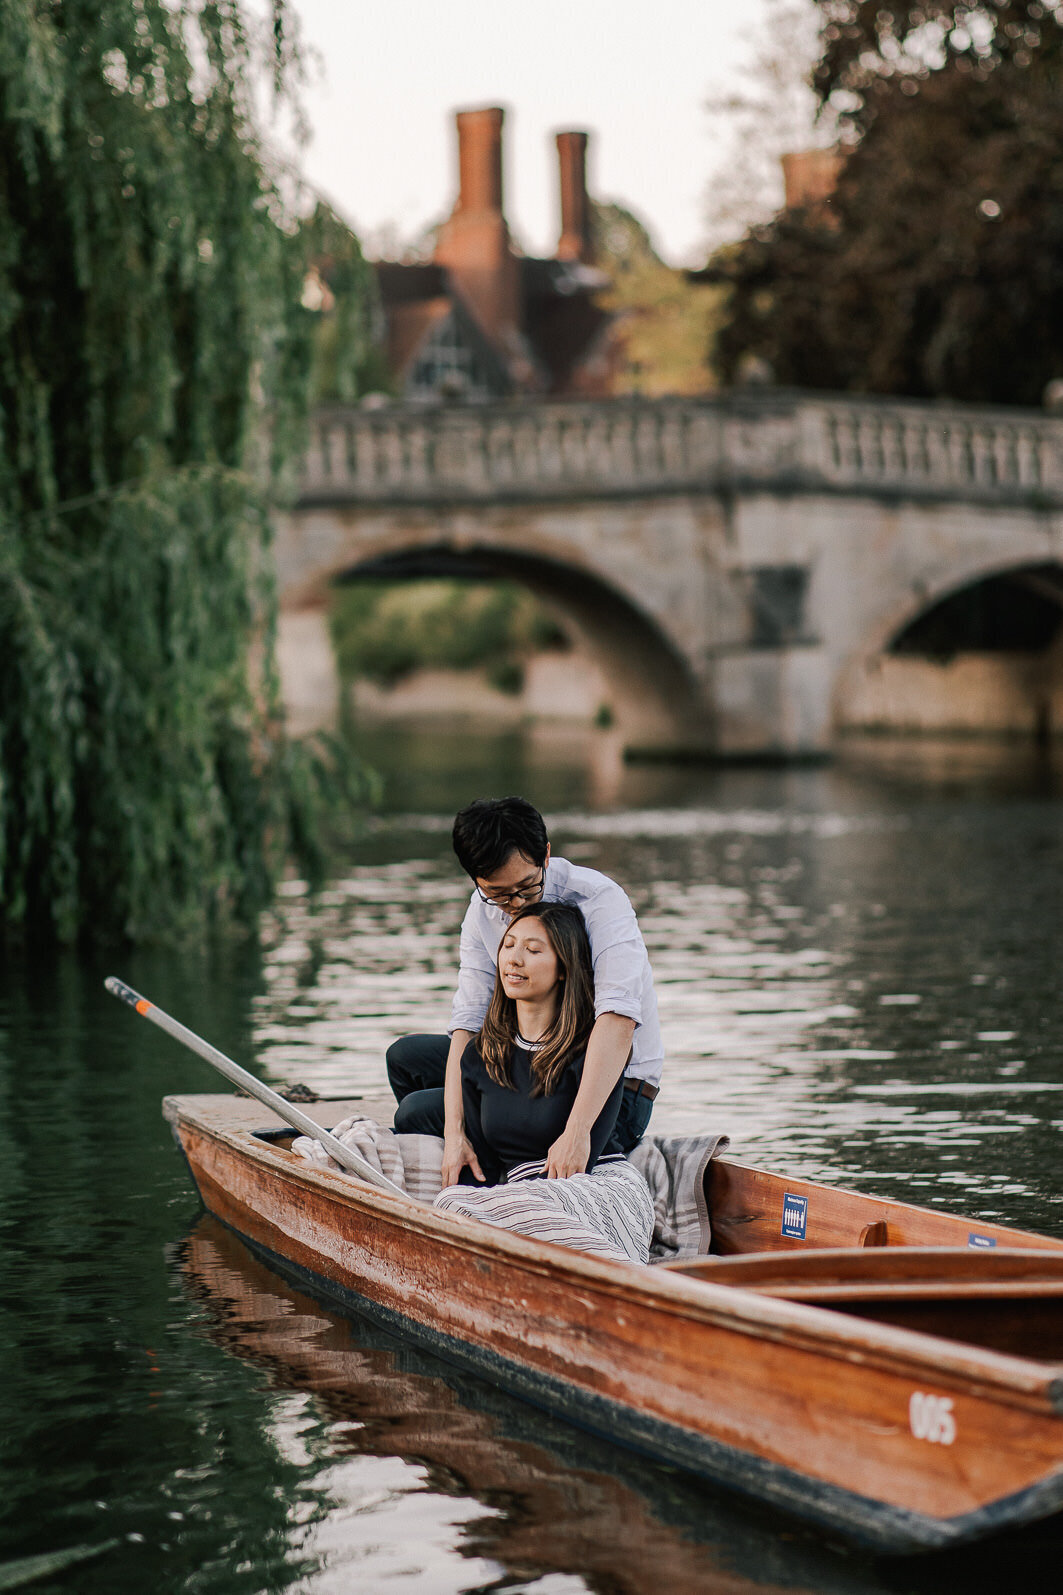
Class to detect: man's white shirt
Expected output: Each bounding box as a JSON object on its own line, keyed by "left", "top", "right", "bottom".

{"left": 449, "top": 855, "right": 663, "bottom": 1087}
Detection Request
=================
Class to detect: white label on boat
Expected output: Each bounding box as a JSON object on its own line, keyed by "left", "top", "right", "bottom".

{"left": 781, "top": 1194, "right": 808, "bottom": 1239}
{"left": 909, "top": 1392, "right": 956, "bottom": 1446}
{"left": 967, "top": 1233, "right": 997, "bottom": 1248}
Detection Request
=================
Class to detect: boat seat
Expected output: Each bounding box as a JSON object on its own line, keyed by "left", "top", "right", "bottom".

{"left": 659, "top": 1245, "right": 1063, "bottom": 1305}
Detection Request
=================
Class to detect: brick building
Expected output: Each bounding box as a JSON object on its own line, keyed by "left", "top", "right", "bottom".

{"left": 374, "top": 108, "right": 619, "bottom": 401}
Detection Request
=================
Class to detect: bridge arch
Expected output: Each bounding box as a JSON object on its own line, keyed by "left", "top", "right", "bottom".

{"left": 278, "top": 513, "right": 716, "bottom": 749}
{"left": 834, "top": 556, "right": 1063, "bottom": 742}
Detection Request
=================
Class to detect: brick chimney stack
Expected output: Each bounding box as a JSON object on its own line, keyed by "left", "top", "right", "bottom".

{"left": 780, "top": 149, "right": 845, "bottom": 213}
{"left": 555, "top": 130, "right": 594, "bottom": 264}
{"left": 455, "top": 105, "right": 505, "bottom": 212}
{"left": 434, "top": 106, "right": 520, "bottom": 348}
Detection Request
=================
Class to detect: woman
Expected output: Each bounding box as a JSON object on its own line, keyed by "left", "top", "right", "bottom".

{"left": 434, "top": 902, "right": 653, "bottom": 1264}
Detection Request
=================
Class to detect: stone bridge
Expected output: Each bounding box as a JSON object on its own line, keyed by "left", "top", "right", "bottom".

{"left": 275, "top": 391, "right": 1063, "bottom": 756}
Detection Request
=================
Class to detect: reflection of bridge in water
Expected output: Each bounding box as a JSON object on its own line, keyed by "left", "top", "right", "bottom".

{"left": 276, "top": 391, "right": 1063, "bottom": 757}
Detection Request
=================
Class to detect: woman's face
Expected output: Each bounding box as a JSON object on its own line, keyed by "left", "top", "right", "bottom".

{"left": 498, "top": 918, "right": 561, "bottom": 1004}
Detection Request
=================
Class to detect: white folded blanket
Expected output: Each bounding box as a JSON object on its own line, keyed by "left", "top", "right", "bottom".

{"left": 291, "top": 1114, "right": 443, "bottom": 1203}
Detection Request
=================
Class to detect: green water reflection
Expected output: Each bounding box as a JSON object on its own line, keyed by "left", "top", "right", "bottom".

{"left": 1, "top": 728, "right": 1062, "bottom": 1591}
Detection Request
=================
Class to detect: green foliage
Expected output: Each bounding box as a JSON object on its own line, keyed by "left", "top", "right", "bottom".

{"left": 0, "top": 1, "right": 374, "bottom": 942}
{"left": 330, "top": 581, "right": 567, "bottom": 692}
{"left": 592, "top": 202, "right": 721, "bottom": 397}
{"left": 297, "top": 201, "right": 393, "bottom": 403}
{"left": 711, "top": 1, "right": 1063, "bottom": 405}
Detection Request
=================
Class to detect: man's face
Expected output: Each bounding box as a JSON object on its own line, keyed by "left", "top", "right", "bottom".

{"left": 474, "top": 844, "right": 550, "bottom": 911}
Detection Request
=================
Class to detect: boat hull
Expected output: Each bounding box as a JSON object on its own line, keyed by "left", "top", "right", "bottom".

{"left": 165, "top": 1094, "right": 1063, "bottom": 1553}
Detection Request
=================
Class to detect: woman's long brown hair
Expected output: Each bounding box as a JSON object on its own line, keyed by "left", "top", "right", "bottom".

{"left": 478, "top": 902, "right": 595, "bottom": 1096}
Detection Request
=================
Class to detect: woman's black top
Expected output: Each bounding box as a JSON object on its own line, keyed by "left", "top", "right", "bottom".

{"left": 459, "top": 1038, "right": 625, "bottom": 1186}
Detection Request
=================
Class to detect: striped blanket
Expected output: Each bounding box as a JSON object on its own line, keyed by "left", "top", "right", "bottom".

{"left": 435, "top": 1156, "right": 654, "bottom": 1264}
{"left": 292, "top": 1116, "right": 729, "bottom": 1266}
{"left": 629, "top": 1131, "right": 729, "bottom": 1261}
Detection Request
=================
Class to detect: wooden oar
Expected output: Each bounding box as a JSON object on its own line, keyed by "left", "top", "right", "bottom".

{"left": 105, "top": 977, "right": 406, "bottom": 1197}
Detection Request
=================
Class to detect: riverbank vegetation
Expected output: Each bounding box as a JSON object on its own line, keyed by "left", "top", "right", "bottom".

{"left": 0, "top": 1, "right": 374, "bottom": 944}
{"left": 330, "top": 581, "right": 568, "bottom": 697}
{"left": 711, "top": 0, "right": 1063, "bottom": 406}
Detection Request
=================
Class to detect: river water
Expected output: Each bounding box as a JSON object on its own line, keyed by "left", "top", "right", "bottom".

{"left": 2, "top": 727, "right": 1062, "bottom": 1593}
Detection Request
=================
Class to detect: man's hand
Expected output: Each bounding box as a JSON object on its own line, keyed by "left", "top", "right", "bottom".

{"left": 545, "top": 1121, "right": 592, "bottom": 1180}
{"left": 543, "top": 1012, "right": 634, "bottom": 1180}
{"left": 442, "top": 1131, "right": 484, "bottom": 1189}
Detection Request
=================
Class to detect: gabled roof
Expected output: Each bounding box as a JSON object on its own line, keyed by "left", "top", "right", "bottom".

{"left": 377, "top": 272, "right": 516, "bottom": 398}
{"left": 375, "top": 262, "right": 448, "bottom": 304}
{"left": 385, "top": 296, "right": 452, "bottom": 382}
{"left": 519, "top": 258, "right": 613, "bottom": 393}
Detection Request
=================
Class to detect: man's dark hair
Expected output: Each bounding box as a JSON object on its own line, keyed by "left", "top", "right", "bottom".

{"left": 452, "top": 797, "right": 549, "bottom": 880}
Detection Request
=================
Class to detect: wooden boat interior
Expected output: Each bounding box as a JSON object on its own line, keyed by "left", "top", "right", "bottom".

{"left": 249, "top": 1107, "right": 1063, "bottom": 1363}
{"left": 676, "top": 1157, "right": 1063, "bottom": 1361}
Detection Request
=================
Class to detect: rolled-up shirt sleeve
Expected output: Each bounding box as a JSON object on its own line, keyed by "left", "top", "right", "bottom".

{"left": 586, "top": 901, "right": 646, "bottom": 1026}
{"left": 449, "top": 898, "right": 498, "bottom": 1035}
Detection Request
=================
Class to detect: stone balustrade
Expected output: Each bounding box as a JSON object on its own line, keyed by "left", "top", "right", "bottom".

{"left": 297, "top": 393, "right": 1063, "bottom": 508}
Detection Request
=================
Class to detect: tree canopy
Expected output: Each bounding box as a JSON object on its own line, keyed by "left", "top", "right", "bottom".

{"left": 592, "top": 202, "right": 721, "bottom": 397}
{"left": 0, "top": 1, "right": 372, "bottom": 942}
{"left": 711, "top": 1, "right": 1063, "bottom": 405}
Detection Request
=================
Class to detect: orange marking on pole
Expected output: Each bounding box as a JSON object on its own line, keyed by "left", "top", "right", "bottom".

{"left": 135, "top": 999, "right": 151, "bottom": 1015}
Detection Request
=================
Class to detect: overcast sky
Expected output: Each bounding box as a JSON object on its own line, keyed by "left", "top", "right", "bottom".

{"left": 284, "top": 0, "right": 774, "bottom": 266}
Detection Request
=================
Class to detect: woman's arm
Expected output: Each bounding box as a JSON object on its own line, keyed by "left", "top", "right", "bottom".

{"left": 456, "top": 1044, "right": 503, "bottom": 1187}
{"left": 441, "top": 1029, "right": 484, "bottom": 1187}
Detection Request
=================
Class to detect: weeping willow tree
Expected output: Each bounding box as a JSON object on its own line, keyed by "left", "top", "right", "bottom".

{"left": 0, "top": 1, "right": 373, "bottom": 943}
{"left": 298, "top": 200, "right": 392, "bottom": 403}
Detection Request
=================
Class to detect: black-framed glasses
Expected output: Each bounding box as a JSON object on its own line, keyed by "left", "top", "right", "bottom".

{"left": 475, "top": 868, "right": 546, "bottom": 908}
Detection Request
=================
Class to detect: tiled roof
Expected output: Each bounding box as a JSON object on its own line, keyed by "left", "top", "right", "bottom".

{"left": 385, "top": 297, "right": 452, "bottom": 379}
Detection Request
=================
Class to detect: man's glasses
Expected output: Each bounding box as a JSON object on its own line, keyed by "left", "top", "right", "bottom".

{"left": 475, "top": 868, "right": 546, "bottom": 908}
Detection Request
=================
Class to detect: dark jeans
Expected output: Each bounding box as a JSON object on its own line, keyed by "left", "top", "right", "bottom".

{"left": 385, "top": 1031, "right": 654, "bottom": 1153}
{"left": 386, "top": 1033, "right": 450, "bottom": 1136}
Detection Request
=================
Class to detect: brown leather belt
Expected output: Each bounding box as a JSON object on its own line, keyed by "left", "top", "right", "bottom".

{"left": 624, "top": 1078, "right": 659, "bottom": 1101}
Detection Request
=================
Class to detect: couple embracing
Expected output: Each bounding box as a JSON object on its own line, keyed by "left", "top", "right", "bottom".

{"left": 387, "top": 797, "right": 662, "bottom": 1263}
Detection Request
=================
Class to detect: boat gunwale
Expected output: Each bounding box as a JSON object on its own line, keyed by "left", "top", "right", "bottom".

{"left": 166, "top": 1092, "right": 1063, "bottom": 1412}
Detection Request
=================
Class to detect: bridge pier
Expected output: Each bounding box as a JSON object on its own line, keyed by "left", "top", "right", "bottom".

{"left": 275, "top": 605, "right": 340, "bottom": 737}
{"left": 712, "top": 648, "right": 833, "bottom": 759}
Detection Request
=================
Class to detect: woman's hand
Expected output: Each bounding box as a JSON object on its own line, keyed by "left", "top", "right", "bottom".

{"left": 545, "top": 1122, "right": 591, "bottom": 1180}
{"left": 442, "top": 1131, "right": 485, "bottom": 1188}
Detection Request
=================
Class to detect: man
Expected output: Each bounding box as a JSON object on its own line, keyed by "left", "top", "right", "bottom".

{"left": 386, "top": 796, "right": 662, "bottom": 1187}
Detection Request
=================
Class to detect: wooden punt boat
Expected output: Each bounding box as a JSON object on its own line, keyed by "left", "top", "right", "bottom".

{"left": 163, "top": 1091, "right": 1063, "bottom": 1554}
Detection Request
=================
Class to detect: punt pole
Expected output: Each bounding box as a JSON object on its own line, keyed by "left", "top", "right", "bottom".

{"left": 105, "top": 976, "right": 406, "bottom": 1197}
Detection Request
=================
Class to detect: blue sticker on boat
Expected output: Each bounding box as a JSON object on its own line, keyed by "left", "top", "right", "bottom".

{"left": 967, "top": 1233, "right": 997, "bottom": 1248}
{"left": 781, "top": 1194, "right": 808, "bottom": 1239}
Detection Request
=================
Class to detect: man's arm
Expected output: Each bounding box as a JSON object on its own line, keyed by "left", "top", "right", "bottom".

{"left": 544, "top": 1012, "right": 635, "bottom": 1179}
{"left": 544, "top": 873, "right": 648, "bottom": 1178}
{"left": 441, "top": 1029, "right": 485, "bottom": 1187}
